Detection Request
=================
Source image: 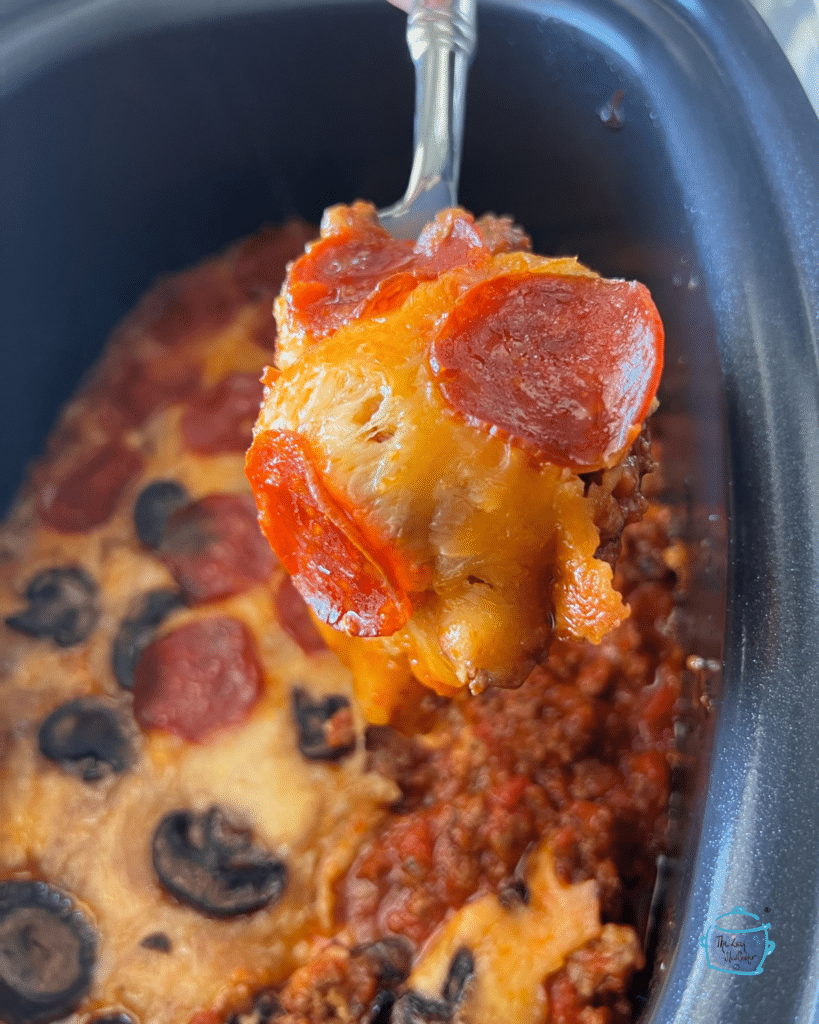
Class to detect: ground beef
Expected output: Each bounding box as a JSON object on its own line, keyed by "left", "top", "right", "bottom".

{"left": 584, "top": 425, "right": 656, "bottom": 567}
{"left": 245, "top": 503, "right": 681, "bottom": 1024}
{"left": 329, "top": 513, "right": 681, "bottom": 1019}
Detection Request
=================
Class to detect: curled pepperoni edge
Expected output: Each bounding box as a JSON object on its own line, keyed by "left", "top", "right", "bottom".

{"left": 284, "top": 228, "right": 415, "bottom": 341}
{"left": 282, "top": 206, "right": 502, "bottom": 343}
{"left": 246, "top": 429, "right": 413, "bottom": 638}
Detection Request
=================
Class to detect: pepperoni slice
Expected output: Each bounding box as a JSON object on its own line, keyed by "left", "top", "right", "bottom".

{"left": 412, "top": 207, "right": 490, "bottom": 274}
{"left": 429, "top": 272, "right": 664, "bottom": 469}
{"left": 275, "top": 575, "right": 328, "bottom": 654}
{"left": 133, "top": 617, "right": 262, "bottom": 742}
{"left": 281, "top": 205, "right": 501, "bottom": 345}
{"left": 181, "top": 373, "right": 264, "bottom": 455}
{"left": 160, "top": 493, "right": 278, "bottom": 604}
{"left": 143, "top": 266, "right": 241, "bottom": 347}
{"left": 115, "top": 354, "right": 201, "bottom": 427}
{"left": 245, "top": 429, "right": 412, "bottom": 637}
{"left": 359, "top": 272, "right": 423, "bottom": 320}
{"left": 38, "top": 441, "right": 144, "bottom": 533}
{"left": 283, "top": 215, "right": 415, "bottom": 342}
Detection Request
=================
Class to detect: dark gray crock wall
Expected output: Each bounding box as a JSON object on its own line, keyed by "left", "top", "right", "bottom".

{"left": 2, "top": 1, "right": 819, "bottom": 1022}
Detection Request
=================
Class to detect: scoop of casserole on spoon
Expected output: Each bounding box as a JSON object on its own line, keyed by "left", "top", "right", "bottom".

{"left": 246, "top": 0, "right": 664, "bottom": 724}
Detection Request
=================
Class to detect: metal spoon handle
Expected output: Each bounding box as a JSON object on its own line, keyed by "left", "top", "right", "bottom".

{"left": 379, "top": 0, "right": 477, "bottom": 239}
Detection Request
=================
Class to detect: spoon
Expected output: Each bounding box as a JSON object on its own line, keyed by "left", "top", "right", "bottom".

{"left": 378, "top": 0, "right": 478, "bottom": 240}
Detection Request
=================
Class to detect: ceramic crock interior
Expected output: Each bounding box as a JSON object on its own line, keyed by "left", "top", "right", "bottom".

{"left": 13, "top": 0, "right": 814, "bottom": 1021}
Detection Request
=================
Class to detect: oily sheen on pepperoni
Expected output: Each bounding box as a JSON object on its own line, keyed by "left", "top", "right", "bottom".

{"left": 284, "top": 218, "right": 415, "bottom": 342}
{"left": 281, "top": 205, "right": 506, "bottom": 348}
{"left": 133, "top": 617, "right": 262, "bottom": 742}
{"left": 429, "top": 272, "right": 664, "bottom": 470}
{"left": 245, "top": 429, "right": 412, "bottom": 637}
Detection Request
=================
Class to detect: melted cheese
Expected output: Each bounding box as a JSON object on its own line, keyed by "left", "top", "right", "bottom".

{"left": 0, "top": 553, "right": 398, "bottom": 1024}
{"left": 408, "top": 844, "right": 602, "bottom": 1024}
{"left": 257, "top": 254, "right": 629, "bottom": 722}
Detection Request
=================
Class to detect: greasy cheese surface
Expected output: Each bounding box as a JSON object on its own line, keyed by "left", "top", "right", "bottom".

{"left": 249, "top": 204, "right": 663, "bottom": 721}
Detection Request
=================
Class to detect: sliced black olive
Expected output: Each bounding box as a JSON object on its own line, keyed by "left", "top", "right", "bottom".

{"left": 388, "top": 948, "right": 475, "bottom": 1024}
{"left": 292, "top": 688, "right": 356, "bottom": 762}
{"left": 364, "top": 990, "right": 396, "bottom": 1024}
{"left": 0, "top": 880, "right": 96, "bottom": 1024}
{"left": 38, "top": 697, "right": 134, "bottom": 781}
{"left": 133, "top": 480, "right": 190, "bottom": 549}
{"left": 226, "top": 991, "right": 283, "bottom": 1024}
{"left": 391, "top": 992, "right": 452, "bottom": 1024}
{"left": 498, "top": 876, "right": 530, "bottom": 909}
{"left": 89, "top": 1015, "right": 135, "bottom": 1024}
{"left": 245, "top": 992, "right": 283, "bottom": 1024}
{"left": 441, "top": 948, "right": 474, "bottom": 1006}
{"left": 352, "top": 937, "right": 412, "bottom": 988}
{"left": 5, "top": 566, "right": 99, "bottom": 647}
{"left": 139, "top": 931, "right": 171, "bottom": 953}
{"left": 112, "top": 589, "right": 184, "bottom": 690}
{"left": 152, "top": 807, "right": 287, "bottom": 917}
